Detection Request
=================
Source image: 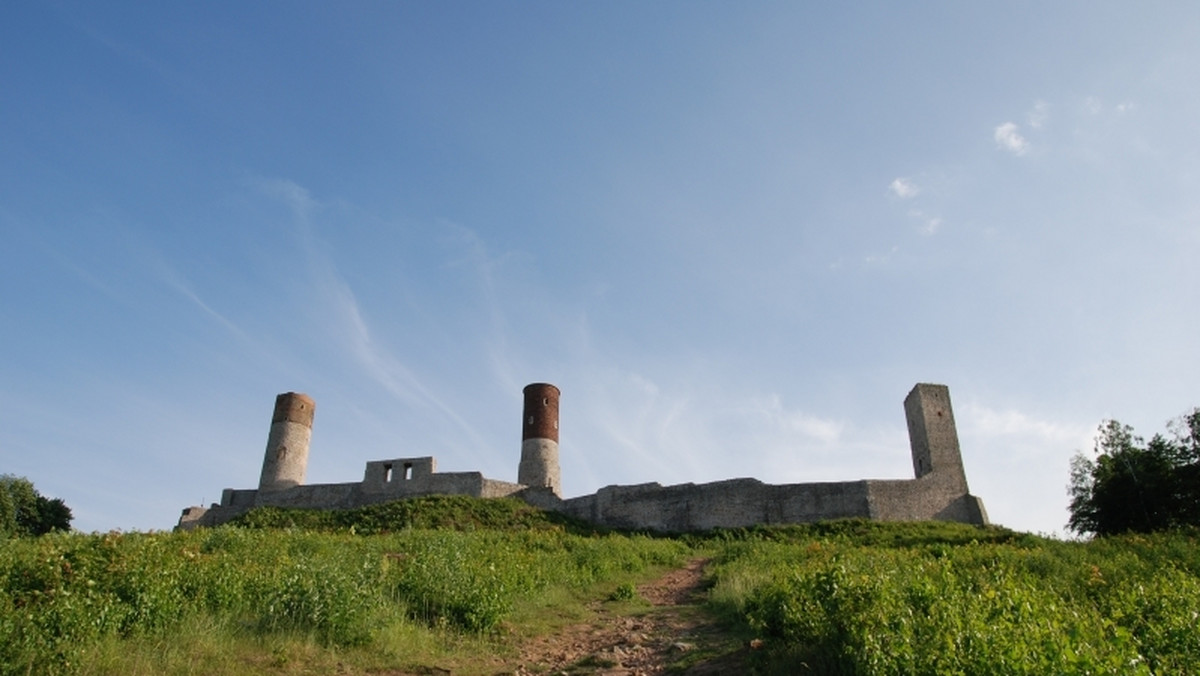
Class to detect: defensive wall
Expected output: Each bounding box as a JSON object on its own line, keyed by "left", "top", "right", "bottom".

{"left": 178, "top": 382, "right": 988, "bottom": 531}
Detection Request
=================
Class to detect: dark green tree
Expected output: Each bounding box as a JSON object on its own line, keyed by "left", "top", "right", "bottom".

{"left": 0, "top": 475, "right": 73, "bottom": 537}
{"left": 1068, "top": 410, "right": 1200, "bottom": 536}
{"left": 1167, "top": 408, "right": 1200, "bottom": 524}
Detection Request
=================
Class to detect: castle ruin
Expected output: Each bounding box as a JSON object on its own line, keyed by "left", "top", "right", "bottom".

{"left": 177, "top": 382, "right": 988, "bottom": 531}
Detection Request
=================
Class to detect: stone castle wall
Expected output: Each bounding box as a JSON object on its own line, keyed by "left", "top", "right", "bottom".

{"left": 178, "top": 383, "right": 989, "bottom": 531}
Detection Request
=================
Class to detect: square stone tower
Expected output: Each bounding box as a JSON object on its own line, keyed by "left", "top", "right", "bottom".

{"left": 904, "top": 383, "right": 969, "bottom": 494}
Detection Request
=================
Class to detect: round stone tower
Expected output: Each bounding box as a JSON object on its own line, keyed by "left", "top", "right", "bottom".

{"left": 258, "top": 392, "right": 315, "bottom": 492}
{"left": 519, "top": 383, "right": 561, "bottom": 496}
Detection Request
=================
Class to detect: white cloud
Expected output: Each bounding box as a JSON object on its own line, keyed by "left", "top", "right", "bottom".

{"left": 741, "top": 394, "right": 844, "bottom": 445}
{"left": 960, "top": 403, "right": 1090, "bottom": 445}
{"left": 889, "top": 177, "right": 919, "bottom": 199}
{"left": 886, "top": 177, "right": 943, "bottom": 236}
{"left": 994, "top": 122, "right": 1030, "bottom": 155}
{"left": 919, "top": 215, "right": 942, "bottom": 236}
{"left": 1084, "top": 96, "right": 1103, "bottom": 115}
{"left": 1027, "top": 100, "right": 1050, "bottom": 129}
{"left": 1115, "top": 101, "right": 1136, "bottom": 115}
{"left": 906, "top": 209, "right": 943, "bottom": 236}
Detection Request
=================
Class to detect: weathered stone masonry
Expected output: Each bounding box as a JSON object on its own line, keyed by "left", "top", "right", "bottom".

{"left": 178, "top": 383, "right": 988, "bottom": 531}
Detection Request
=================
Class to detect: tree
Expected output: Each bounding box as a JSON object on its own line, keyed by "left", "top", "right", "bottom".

{"left": 1068, "top": 410, "right": 1200, "bottom": 536}
{"left": 0, "top": 475, "right": 73, "bottom": 537}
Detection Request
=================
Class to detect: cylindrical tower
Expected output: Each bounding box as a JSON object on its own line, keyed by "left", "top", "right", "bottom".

{"left": 258, "top": 392, "right": 315, "bottom": 492}
{"left": 519, "top": 383, "right": 561, "bottom": 496}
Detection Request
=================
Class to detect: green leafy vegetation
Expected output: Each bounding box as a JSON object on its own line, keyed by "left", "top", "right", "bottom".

{"left": 1, "top": 497, "right": 1199, "bottom": 675}
{"left": 1069, "top": 409, "right": 1200, "bottom": 535}
{"left": 229, "top": 494, "right": 597, "bottom": 534}
{"left": 607, "top": 581, "right": 639, "bottom": 602}
{"left": 707, "top": 524, "right": 1200, "bottom": 674}
{"left": 0, "top": 497, "right": 685, "bottom": 675}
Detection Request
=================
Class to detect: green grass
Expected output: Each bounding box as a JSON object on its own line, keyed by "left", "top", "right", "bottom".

{"left": 0, "top": 498, "right": 688, "bottom": 675}
{"left": 706, "top": 524, "right": 1200, "bottom": 675}
{"left": 228, "top": 494, "right": 599, "bottom": 535}
{"left": 2, "top": 500, "right": 1198, "bottom": 675}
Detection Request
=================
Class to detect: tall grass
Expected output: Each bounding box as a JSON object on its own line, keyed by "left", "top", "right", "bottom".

{"left": 4, "top": 501, "right": 1198, "bottom": 675}
{"left": 0, "top": 501, "right": 687, "bottom": 675}
{"left": 706, "top": 524, "right": 1200, "bottom": 674}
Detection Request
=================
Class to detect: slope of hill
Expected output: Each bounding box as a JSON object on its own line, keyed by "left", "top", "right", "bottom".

{"left": 1, "top": 497, "right": 1197, "bottom": 674}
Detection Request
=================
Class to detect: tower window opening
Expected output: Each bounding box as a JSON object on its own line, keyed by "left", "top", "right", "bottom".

{"left": 383, "top": 463, "right": 393, "bottom": 482}
{"left": 404, "top": 463, "right": 413, "bottom": 480}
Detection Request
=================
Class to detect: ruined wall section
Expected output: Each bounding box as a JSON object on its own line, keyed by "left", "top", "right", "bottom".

{"left": 363, "top": 456, "right": 437, "bottom": 492}
{"left": 254, "top": 482, "right": 359, "bottom": 510}
{"left": 558, "top": 478, "right": 875, "bottom": 532}
{"left": 360, "top": 456, "right": 523, "bottom": 500}
{"left": 178, "top": 453, "right": 530, "bottom": 530}
{"left": 553, "top": 476, "right": 986, "bottom": 533}
{"left": 479, "top": 478, "right": 526, "bottom": 499}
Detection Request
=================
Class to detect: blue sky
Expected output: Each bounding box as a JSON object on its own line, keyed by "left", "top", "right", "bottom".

{"left": 3, "top": 2, "right": 1198, "bottom": 535}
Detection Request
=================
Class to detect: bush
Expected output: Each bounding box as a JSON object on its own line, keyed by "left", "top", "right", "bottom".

{"left": 0, "top": 521, "right": 688, "bottom": 673}
{"left": 708, "top": 528, "right": 1200, "bottom": 674}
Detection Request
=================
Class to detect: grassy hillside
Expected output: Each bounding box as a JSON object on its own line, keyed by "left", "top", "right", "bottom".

{"left": 228, "top": 494, "right": 599, "bottom": 534}
{"left": 706, "top": 525, "right": 1200, "bottom": 674}
{"left": 1, "top": 497, "right": 1198, "bottom": 675}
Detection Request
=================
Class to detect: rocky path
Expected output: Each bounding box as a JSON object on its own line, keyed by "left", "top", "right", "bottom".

{"left": 508, "top": 558, "right": 748, "bottom": 675}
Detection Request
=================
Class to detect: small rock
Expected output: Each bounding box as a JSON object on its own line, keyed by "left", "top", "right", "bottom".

{"left": 670, "top": 642, "right": 694, "bottom": 653}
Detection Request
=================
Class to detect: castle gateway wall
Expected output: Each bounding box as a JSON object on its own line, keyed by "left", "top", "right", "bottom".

{"left": 178, "top": 383, "right": 989, "bottom": 531}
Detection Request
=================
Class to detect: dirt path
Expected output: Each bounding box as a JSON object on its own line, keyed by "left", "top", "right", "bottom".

{"left": 508, "top": 558, "right": 748, "bottom": 675}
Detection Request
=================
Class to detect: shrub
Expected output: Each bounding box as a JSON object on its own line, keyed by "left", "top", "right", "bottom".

{"left": 708, "top": 529, "right": 1200, "bottom": 674}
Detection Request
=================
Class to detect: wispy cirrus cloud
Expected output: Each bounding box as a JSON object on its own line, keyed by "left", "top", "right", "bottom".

{"left": 994, "top": 122, "right": 1030, "bottom": 155}
{"left": 440, "top": 222, "right": 526, "bottom": 395}
{"left": 567, "top": 367, "right": 896, "bottom": 492}
{"left": 250, "top": 177, "right": 495, "bottom": 457}
{"left": 249, "top": 176, "right": 317, "bottom": 222}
